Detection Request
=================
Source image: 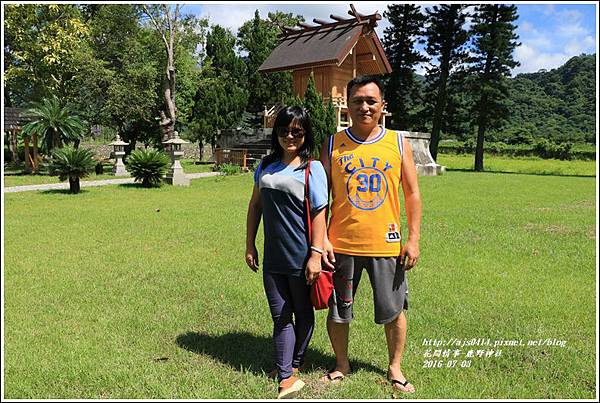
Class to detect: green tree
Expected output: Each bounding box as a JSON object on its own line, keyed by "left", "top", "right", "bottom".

{"left": 75, "top": 5, "right": 163, "bottom": 151}
{"left": 4, "top": 4, "right": 91, "bottom": 106}
{"left": 423, "top": 4, "right": 470, "bottom": 161}
{"left": 191, "top": 25, "right": 248, "bottom": 153}
{"left": 22, "top": 96, "right": 86, "bottom": 153}
{"left": 468, "top": 4, "right": 520, "bottom": 171}
{"left": 324, "top": 98, "right": 337, "bottom": 141}
{"left": 300, "top": 74, "right": 336, "bottom": 158}
{"left": 382, "top": 4, "right": 428, "bottom": 130}
{"left": 237, "top": 10, "right": 303, "bottom": 120}
{"left": 173, "top": 18, "right": 208, "bottom": 138}
{"left": 190, "top": 61, "right": 227, "bottom": 154}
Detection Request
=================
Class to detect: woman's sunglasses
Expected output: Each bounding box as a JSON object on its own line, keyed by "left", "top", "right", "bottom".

{"left": 277, "top": 127, "right": 305, "bottom": 138}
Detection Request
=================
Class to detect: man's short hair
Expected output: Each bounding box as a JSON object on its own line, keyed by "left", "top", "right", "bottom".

{"left": 347, "top": 75, "right": 385, "bottom": 100}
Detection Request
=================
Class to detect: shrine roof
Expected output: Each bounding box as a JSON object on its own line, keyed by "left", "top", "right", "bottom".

{"left": 258, "top": 11, "right": 391, "bottom": 74}
{"left": 3, "top": 107, "right": 32, "bottom": 130}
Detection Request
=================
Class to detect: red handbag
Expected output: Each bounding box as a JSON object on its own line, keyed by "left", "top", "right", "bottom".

{"left": 304, "top": 160, "right": 334, "bottom": 310}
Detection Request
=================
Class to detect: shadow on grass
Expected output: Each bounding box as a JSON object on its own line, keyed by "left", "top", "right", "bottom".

{"left": 176, "top": 331, "right": 384, "bottom": 376}
{"left": 39, "top": 188, "right": 91, "bottom": 195}
{"left": 117, "top": 183, "right": 164, "bottom": 189}
{"left": 3, "top": 172, "right": 49, "bottom": 177}
{"left": 446, "top": 167, "right": 595, "bottom": 178}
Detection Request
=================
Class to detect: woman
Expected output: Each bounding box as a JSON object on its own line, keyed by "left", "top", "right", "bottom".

{"left": 245, "top": 106, "right": 328, "bottom": 399}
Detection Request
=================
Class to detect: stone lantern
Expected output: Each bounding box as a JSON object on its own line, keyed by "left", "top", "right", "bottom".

{"left": 110, "top": 135, "right": 129, "bottom": 176}
{"left": 162, "top": 131, "right": 190, "bottom": 186}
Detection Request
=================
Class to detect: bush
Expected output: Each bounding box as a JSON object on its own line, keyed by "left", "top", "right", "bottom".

{"left": 219, "top": 163, "right": 242, "bottom": 176}
{"left": 438, "top": 139, "right": 593, "bottom": 160}
{"left": 126, "top": 149, "right": 170, "bottom": 188}
{"left": 250, "top": 159, "right": 262, "bottom": 172}
{"left": 48, "top": 147, "right": 96, "bottom": 193}
{"left": 462, "top": 138, "right": 476, "bottom": 154}
{"left": 533, "top": 138, "right": 573, "bottom": 160}
{"left": 95, "top": 162, "right": 104, "bottom": 175}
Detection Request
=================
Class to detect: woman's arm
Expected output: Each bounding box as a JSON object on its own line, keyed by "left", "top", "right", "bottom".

{"left": 245, "top": 184, "right": 262, "bottom": 272}
{"left": 305, "top": 207, "right": 326, "bottom": 284}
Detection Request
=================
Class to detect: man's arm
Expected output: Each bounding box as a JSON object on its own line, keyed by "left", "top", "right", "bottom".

{"left": 400, "top": 137, "right": 422, "bottom": 270}
{"left": 319, "top": 136, "right": 335, "bottom": 269}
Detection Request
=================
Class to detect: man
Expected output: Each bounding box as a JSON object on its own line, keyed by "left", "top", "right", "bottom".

{"left": 319, "top": 75, "right": 422, "bottom": 393}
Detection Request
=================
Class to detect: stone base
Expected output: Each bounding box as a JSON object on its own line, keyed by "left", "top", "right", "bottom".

{"left": 402, "top": 131, "right": 445, "bottom": 176}
{"left": 113, "top": 164, "right": 129, "bottom": 176}
{"left": 416, "top": 163, "right": 446, "bottom": 176}
{"left": 164, "top": 172, "right": 190, "bottom": 186}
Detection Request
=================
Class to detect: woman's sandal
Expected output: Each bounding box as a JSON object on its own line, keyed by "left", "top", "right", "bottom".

{"left": 268, "top": 366, "right": 300, "bottom": 379}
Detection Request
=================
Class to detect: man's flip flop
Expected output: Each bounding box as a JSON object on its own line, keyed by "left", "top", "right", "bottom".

{"left": 390, "top": 378, "right": 416, "bottom": 393}
{"left": 320, "top": 367, "right": 352, "bottom": 383}
{"left": 326, "top": 372, "right": 345, "bottom": 382}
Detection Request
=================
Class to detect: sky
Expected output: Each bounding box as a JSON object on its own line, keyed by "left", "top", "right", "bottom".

{"left": 182, "top": 1, "right": 597, "bottom": 76}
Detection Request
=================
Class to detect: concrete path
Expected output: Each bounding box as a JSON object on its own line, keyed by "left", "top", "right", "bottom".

{"left": 3, "top": 172, "right": 221, "bottom": 193}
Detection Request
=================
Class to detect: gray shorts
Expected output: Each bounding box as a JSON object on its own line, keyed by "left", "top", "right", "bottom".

{"left": 327, "top": 253, "right": 409, "bottom": 325}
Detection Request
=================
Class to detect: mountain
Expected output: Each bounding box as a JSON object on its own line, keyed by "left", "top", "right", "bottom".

{"left": 502, "top": 53, "right": 596, "bottom": 143}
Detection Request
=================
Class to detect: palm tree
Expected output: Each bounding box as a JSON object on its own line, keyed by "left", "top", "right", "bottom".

{"left": 126, "top": 149, "right": 171, "bottom": 188}
{"left": 48, "top": 147, "right": 96, "bottom": 194}
{"left": 21, "top": 96, "right": 86, "bottom": 154}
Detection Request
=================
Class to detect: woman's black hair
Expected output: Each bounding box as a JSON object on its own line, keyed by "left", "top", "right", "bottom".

{"left": 261, "top": 105, "right": 314, "bottom": 171}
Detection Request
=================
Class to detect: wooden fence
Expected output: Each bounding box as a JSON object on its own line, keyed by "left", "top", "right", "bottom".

{"left": 215, "top": 148, "right": 248, "bottom": 169}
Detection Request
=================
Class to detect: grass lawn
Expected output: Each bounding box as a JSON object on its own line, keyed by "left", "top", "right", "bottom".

{"left": 437, "top": 153, "right": 596, "bottom": 177}
{"left": 3, "top": 163, "right": 596, "bottom": 399}
{"left": 3, "top": 160, "right": 215, "bottom": 187}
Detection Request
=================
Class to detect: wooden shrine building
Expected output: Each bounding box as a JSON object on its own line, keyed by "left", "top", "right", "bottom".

{"left": 258, "top": 5, "right": 392, "bottom": 131}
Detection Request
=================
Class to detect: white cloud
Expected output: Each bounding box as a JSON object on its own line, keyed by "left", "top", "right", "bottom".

{"left": 513, "top": 44, "right": 572, "bottom": 75}
{"left": 582, "top": 35, "right": 596, "bottom": 48}
{"left": 513, "top": 6, "right": 596, "bottom": 74}
{"left": 527, "top": 36, "right": 552, "bottom": 50}
{"left": 542, "top": 4, "right": 556, "bottom": 16}
{"left": 190, "top": 3, "right": 596, "bottom": 75}
{"left": 520, "top": 20, "right": 535, "bottom": 33}
{"left": 557, "top": 22, "right": 589, "bottom": 38}
{"left": 195, "top": 3, "right": 394, "bottom": 35}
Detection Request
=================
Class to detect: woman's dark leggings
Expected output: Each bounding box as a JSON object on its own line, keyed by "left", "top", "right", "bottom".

{"left": 263, "top": 271, "right": 315, "bottom": 381}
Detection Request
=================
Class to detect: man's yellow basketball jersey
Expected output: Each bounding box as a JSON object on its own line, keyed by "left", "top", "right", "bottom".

{"left": 328, "top": 126, "right": 405, "bottom": 256}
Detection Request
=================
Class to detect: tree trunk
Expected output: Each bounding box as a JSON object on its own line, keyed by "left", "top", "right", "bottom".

{"left": 474, "top": 44, "right": 494, "bottom": 173}
{"left": 474, "top": 99, "right": 487, "bottom": 172}
{"left": 429, "top": 66, "right": 449, "bottom": 162}
{"left": 198, "top": 140, "right": 203, "bottom": 162}
{"left": 126, "top": 138, "right": 136, "bottom": 156}
{"left": 9, "top": 129, "right": 19, "bottom": 163}
{"left": 69, "top": 176, "right": 81, "bottom": 193}
{"left": 144, "top": 4, "right": 179, "bottom": 141}
{"left": 163, "top": 5, "right": 179, "bottom": 141}
{"left": 32, "top": 132, "right": 40, "bottom": 173}
{"left": 162, "top": 61, "right": 176, "bottom": 141}
{"left": 52, "top": 128, "right": 62, "bottom": 151}
{"left": 23, "top": 136, "right": 32, "bottom": 173}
